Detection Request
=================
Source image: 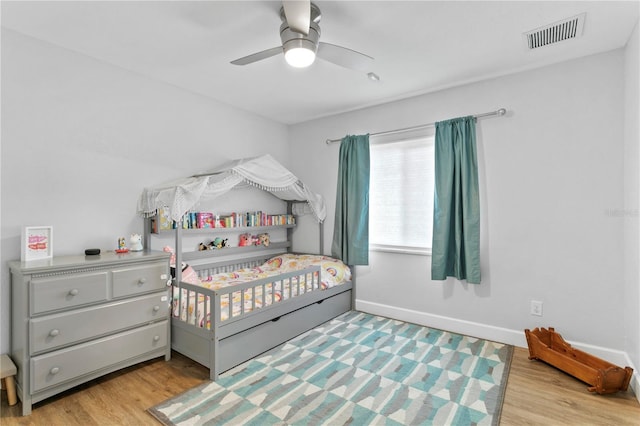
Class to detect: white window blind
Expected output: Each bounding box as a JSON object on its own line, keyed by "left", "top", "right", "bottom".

{"left": 369, "top": 135, "right": 435, "bottom": 254}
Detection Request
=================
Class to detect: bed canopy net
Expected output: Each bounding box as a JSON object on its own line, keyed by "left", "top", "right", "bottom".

{"left": 137, "top": 154, "right": 326, "bottom": 223}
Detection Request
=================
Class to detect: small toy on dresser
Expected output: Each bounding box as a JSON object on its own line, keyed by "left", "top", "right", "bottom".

{"left": 115, "top": 237, "right": 129, "bottom": 253}
{"left": 130, "top": 234, "right": 143, "bottom": 252}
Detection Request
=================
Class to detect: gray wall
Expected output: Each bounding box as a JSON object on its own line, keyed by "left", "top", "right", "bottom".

{"left": 0, "top": 29, "right": 289, "bottom": 352}
{"left": 623, "top": 21, "right": 640, "bottom": 389}
{"left": 289, "top": 48, "right": 637, "bottom": 377}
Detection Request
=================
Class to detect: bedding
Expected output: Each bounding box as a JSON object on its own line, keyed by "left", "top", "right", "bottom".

{"left": 172, "top": 254, "right": 351, "bottom": 329}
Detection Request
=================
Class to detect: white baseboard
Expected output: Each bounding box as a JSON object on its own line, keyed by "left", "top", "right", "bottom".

{"left": 356, "top": 300, "right": 526, "bottom": 347}
{"left": 356, "top": 299, "right": 639, "bottom": 404}
{"left": 624, "top": 352, "right": 640, "bottom": 403}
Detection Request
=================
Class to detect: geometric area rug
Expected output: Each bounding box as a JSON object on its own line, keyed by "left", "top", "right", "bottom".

{"left": 149, "top": 311, "right": 513, "bottom": 426}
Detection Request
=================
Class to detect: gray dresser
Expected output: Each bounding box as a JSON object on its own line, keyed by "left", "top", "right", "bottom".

{"left": 9, "top": 251, "right": 171, "bottom": 415}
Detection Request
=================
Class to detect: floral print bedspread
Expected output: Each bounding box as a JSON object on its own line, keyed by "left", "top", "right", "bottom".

{"left": 173, "top": 254, "right": 351, "bottom": 328}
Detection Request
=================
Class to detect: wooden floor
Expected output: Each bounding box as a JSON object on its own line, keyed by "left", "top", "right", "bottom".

{"left": 1, "top": 347, "right": 639, "bottom": 425}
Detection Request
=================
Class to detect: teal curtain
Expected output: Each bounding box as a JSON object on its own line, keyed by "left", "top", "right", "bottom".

{"left": 331, "top": 134, "right": 370, "bottom": 265}
{"left": 431, "top": 116, "right": 481, "bottom": 284}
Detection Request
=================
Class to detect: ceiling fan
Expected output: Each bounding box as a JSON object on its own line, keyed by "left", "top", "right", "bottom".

{"left": 230, "top": 1, "right": 375, "bottom": 74}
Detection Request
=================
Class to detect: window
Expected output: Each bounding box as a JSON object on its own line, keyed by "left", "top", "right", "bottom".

{"left": 369, "top": 132, "right": 435, "bottom": 255}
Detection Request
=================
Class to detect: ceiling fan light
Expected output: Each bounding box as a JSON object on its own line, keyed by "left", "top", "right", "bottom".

{"left": 283, "top": 37, "right": 317, "bottom": 68}
{"left": 284, "top": 46, "right": 316, "bottom": 68}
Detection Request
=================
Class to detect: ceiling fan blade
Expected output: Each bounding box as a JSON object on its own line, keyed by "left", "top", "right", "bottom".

{"left": 317, "top": 42, "right": 374, "bottom": 73}
{"left": 282, "top": 0, "right": 310, "bottom": 35}
{"left": 230, "top": 46, "right": 283, "bottom": 65}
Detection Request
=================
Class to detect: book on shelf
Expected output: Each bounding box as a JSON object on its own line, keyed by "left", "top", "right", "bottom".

{"left": 150, "top": 207, "right": 174, "bottom": 233}
{"left": 159, "top": 207, "right": 173, "bottom": 230}
{"left": 151, "top": 209, "right": 295, "bottom": 231}
{"left": 197, "top": 212, "right": 214, "bottom": 228}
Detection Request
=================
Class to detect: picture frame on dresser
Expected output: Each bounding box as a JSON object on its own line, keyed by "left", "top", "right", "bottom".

{"left": 21, "top": 226, "right": 53, "bottom": 262}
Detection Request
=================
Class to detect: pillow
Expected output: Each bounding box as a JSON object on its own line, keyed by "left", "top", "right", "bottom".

{"left": 163, "top": 246, "right": 201, "bottom": 286}
{"left": 264, "top": 253, "right": 351, "bottom": 287}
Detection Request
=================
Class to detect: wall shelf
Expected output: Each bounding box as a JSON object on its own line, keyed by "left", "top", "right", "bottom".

{"left": 182, "top": 241, "right": 291, "bottom": 262}
{"left": 143, "top": 202, "right": 299, "bottom": 283}
{"left": 151, "top": 224, "right": 295, "bottom": 235}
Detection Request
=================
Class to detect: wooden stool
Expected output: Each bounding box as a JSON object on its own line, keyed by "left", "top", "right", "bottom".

{"left": 1, "top": 354, "right": 17, "bottom": 406}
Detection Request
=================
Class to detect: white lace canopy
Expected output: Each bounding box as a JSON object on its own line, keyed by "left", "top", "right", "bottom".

{"left": 137, "top": 155, "right": 326, "bottom": 223}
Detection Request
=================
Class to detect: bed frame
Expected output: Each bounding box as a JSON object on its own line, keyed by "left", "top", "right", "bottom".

{"left": 170, "top": 253, "right": 353, "bottom": 380}
{"left": 143, "top": 192, "right": 353, "bottom": 380}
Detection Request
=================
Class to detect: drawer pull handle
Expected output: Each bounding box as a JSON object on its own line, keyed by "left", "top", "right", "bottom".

{"left": 153, "top": 335, "right": 160, "bottom": 342}
{"left": 49, "top": 329, "right": 60, "bottom": 337}
{"left": 50, "top": 367, "right": 60, "bottom": 375}
{"left": 68, "top": 289, "right": 79, "bottom": 296}
{"left": 153, "top": 305, "right": 160, "bottom": 312}
{"left": 138, "top": 278, "right": 147, "bottom": 285}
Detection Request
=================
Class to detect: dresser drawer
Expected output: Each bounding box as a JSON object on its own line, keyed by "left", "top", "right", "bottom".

{"left": 31, "top": 321, "right": 168, "bottom": 392}
{"left": 30, "top": 271, "right": 109, "bottom": 315}
{"left": 112, "top": 262, "right": 167, "bottom": 298}
{"left": 30, "top": 292, "right": 169, "bottom": 354}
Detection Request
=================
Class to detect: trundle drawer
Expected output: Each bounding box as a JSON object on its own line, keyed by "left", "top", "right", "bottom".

{"left": 30, "top": 292, "right": 169, "bottom": 354}
{"left": 112, "top": 262, "right": 167, "bottom": 298}
{"left": 31, "top": 321, "right": 168, "bottom": 392}
{"left": 30, "top": 271, "right": 109, "bottom": 315}
{"left": 218, "top": 289, "right": 352, "bottom": 372}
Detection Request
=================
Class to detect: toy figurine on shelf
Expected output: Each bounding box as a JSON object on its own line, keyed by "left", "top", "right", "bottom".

{"left": 212, "top": 237, "right": 228, "bottom": 249}
{"left": 198, "top": 238, "right": 228, "bottom": 251}
{"left": 258, "top": 233, "right": 270, "bottom": 247}
{"left": 116, "top": 237, "right": 129, "bottom": 253}
{"left": 238, "top": 233, "right": 252, "bottom": 247}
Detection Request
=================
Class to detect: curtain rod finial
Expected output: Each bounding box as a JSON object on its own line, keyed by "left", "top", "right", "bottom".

{"left": 497, "top": 108, "right": 507, "bottom": 116}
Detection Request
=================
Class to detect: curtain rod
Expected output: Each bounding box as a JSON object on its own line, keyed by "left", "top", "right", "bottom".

{"left": 325, "top": 108, "right": 507, "bottom": 145}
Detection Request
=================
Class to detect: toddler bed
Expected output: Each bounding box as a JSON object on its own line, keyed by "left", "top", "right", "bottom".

{"left": 169, "top": 252, "right": 352, "bottom": 380}
{"left": 138, "top": 155, "right": 354, "bottom": 380}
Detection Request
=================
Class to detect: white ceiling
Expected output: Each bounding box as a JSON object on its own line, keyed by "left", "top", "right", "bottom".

{"left": 2, "top": 1, "right": 638, "bottom": 124}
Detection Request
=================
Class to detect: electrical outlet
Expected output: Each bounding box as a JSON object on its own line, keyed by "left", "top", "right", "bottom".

{"left": 530, "top": 300, "right": 543, "bottom": 316}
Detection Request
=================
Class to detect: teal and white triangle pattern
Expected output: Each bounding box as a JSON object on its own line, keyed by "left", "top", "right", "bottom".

{"left": 150, "top": 311, "right": 513, "bottom": 426}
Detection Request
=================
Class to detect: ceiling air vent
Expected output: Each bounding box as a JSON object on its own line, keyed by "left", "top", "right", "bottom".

{"left": 524, "top": 13, "right": 586, "bottom": 50}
